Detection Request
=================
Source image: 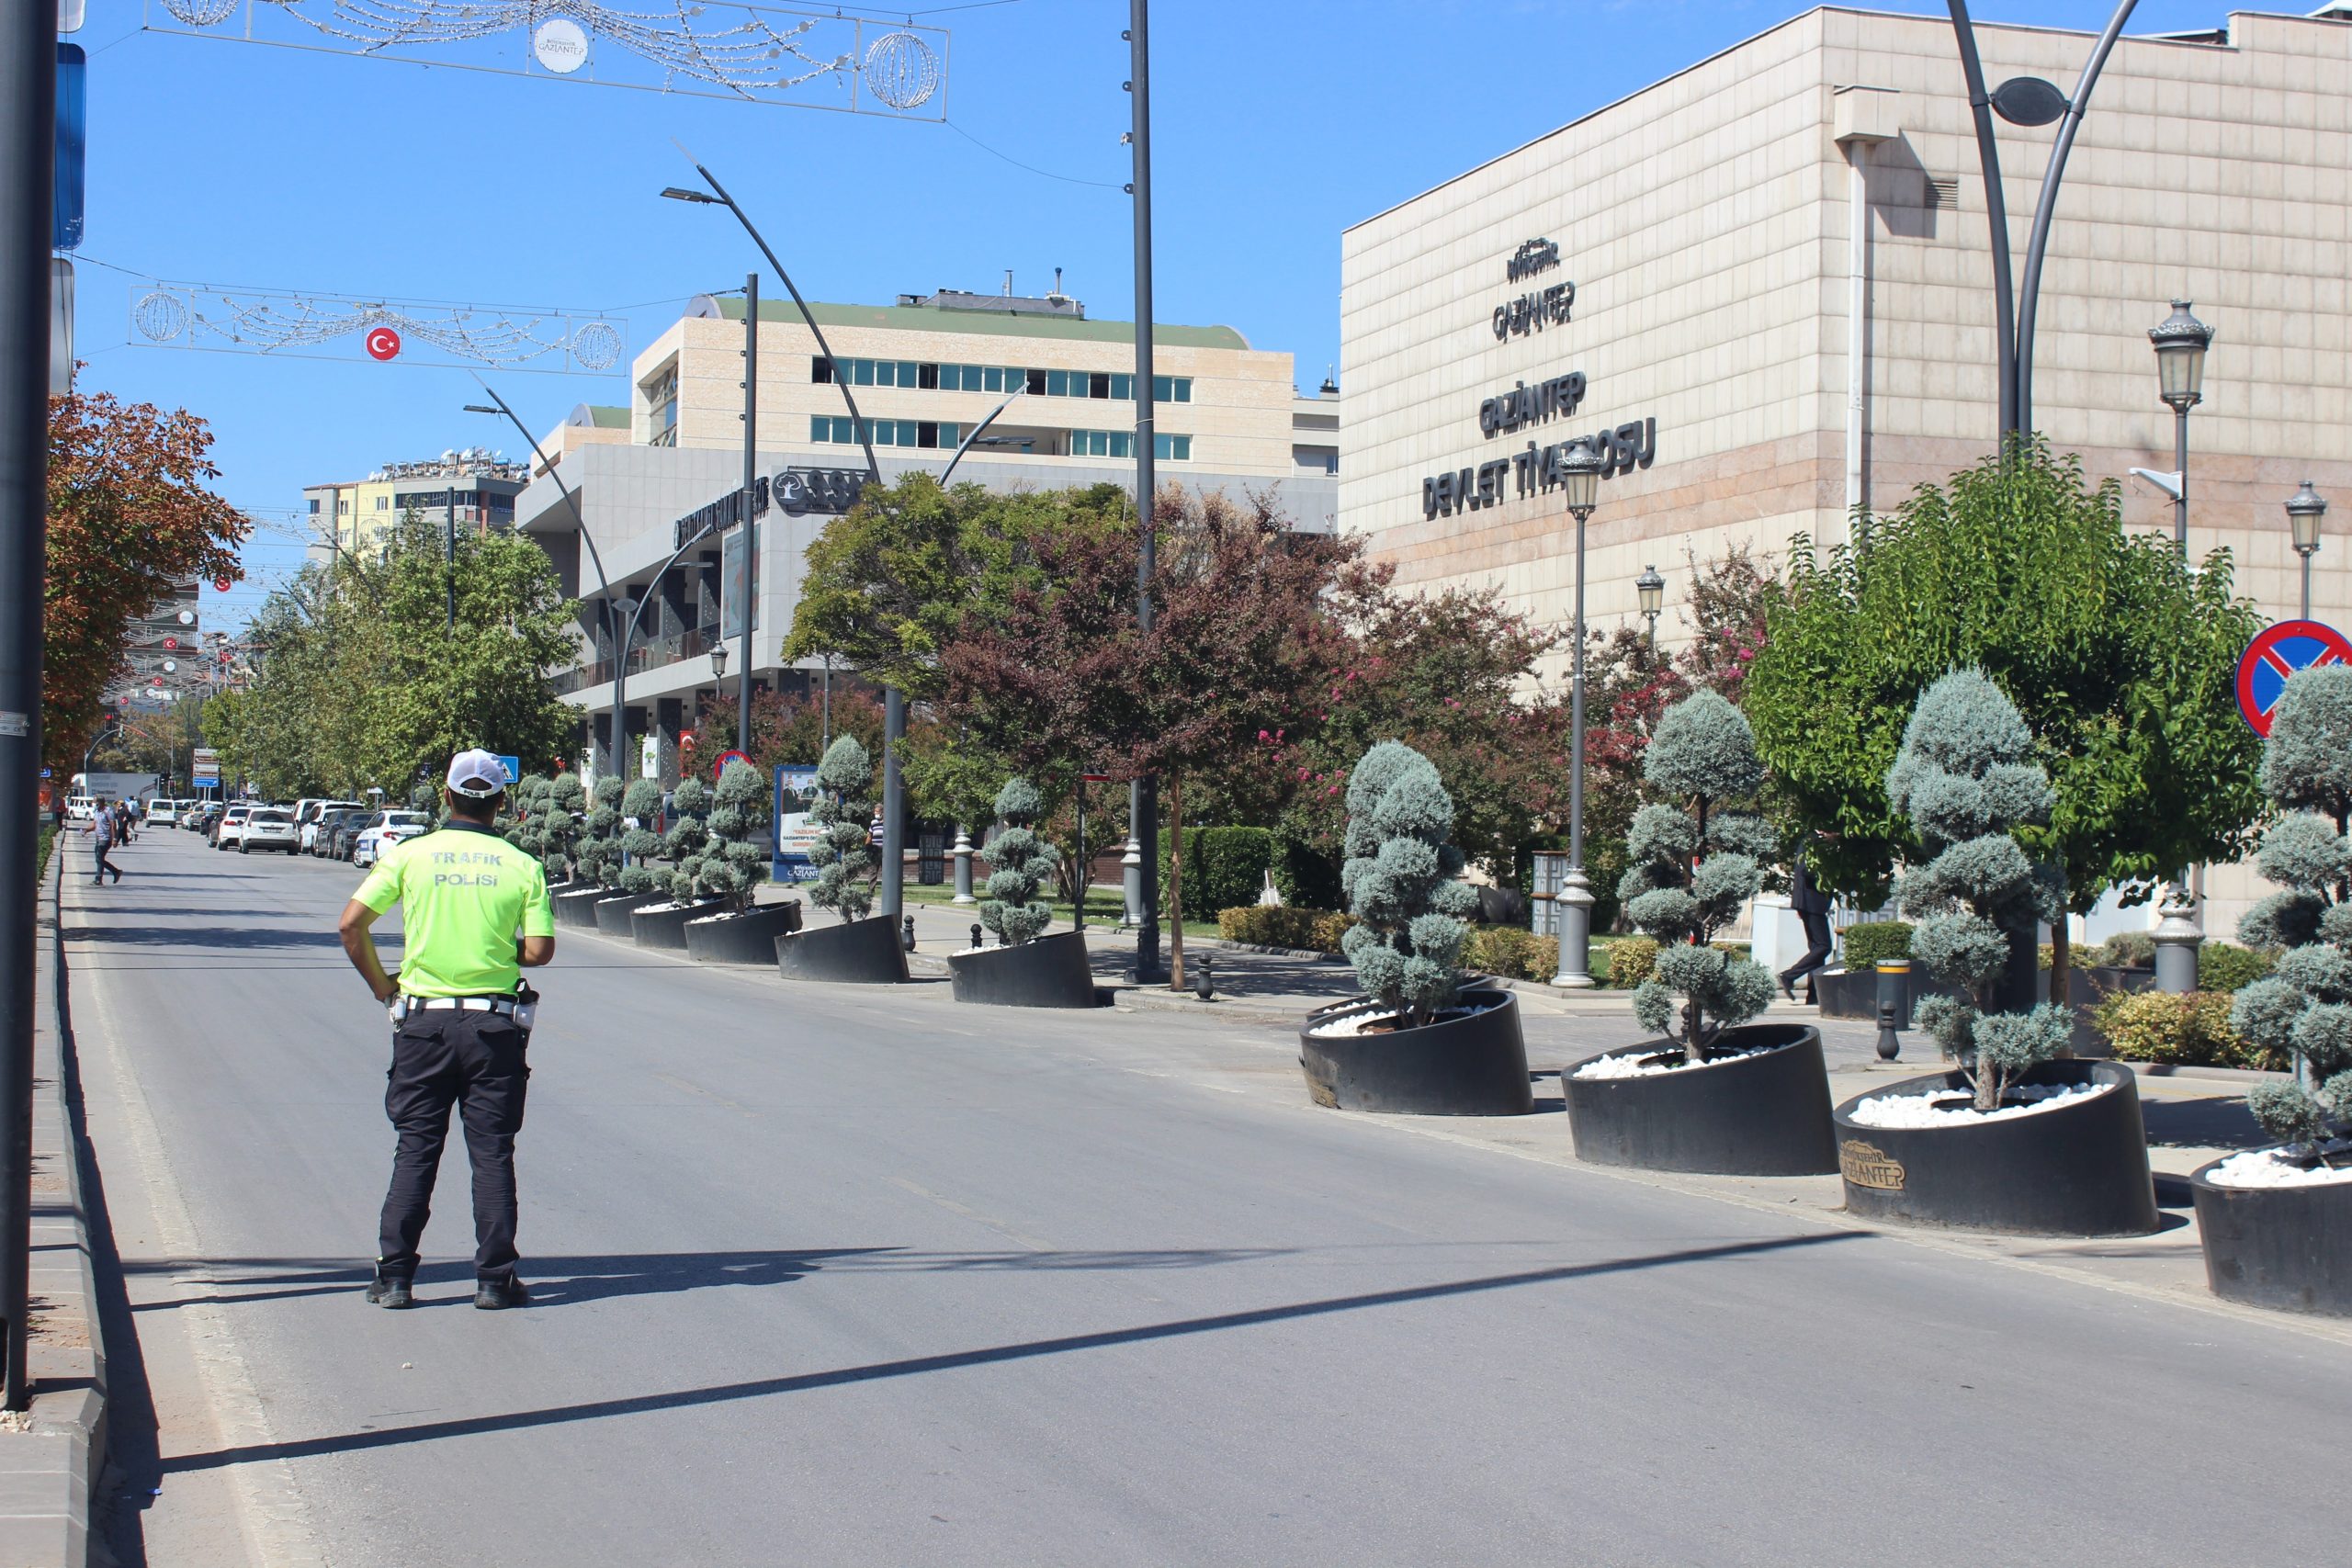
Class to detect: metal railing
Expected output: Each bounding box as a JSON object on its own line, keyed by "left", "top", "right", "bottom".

{"left": 548, "top": 621, "right": 721, "bottom": 695}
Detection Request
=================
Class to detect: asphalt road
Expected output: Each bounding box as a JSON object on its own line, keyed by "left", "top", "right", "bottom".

{"left": 63, "top": 827, "right": 2349, "bottom": 1567}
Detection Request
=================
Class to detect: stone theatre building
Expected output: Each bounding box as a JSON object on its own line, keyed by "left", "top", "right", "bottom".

{"left": 1340, "top": 5, "right": 2352, "bottom": 934}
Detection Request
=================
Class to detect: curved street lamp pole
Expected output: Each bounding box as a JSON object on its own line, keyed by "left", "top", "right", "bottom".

{"left": 1944, "top": 0, "right": 2140, "bottom": 438}
{"left": 464, "top": 381, "right": 631, "bottom": 788}
{"left": 662, "top": 161, "right": 915, "bottom": 915}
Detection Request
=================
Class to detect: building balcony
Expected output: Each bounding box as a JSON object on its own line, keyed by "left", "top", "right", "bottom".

{"left": 549, "top": 620, "right": 723, "bottom": 695}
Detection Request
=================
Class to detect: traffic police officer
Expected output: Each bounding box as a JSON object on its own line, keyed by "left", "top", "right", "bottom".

{"left": 338, "top": 750, "right": 556, "bottom": 1310}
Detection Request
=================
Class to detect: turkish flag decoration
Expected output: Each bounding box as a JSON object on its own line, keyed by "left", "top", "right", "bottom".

{"left": 365, "top": 326, "right": 401, "bottom": 362}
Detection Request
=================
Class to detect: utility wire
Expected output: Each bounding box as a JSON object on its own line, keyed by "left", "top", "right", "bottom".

{"left": 943, "top": 117, "right": 1123, "bottom": 190}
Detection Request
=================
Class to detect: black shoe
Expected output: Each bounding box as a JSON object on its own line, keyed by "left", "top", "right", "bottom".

{"left": 474, "top": 1276, "right": 529, "bottom": 1311}
{"left": 365, "top": 1269, "right": 413, "bottom": 1309}
{"left": 1778, "top": 976, "right": 1796, "bottom": 1002}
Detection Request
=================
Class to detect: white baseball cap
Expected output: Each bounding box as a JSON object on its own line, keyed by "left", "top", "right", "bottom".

{"left": 446, "top": 749, "right": 509, "bottom": 798}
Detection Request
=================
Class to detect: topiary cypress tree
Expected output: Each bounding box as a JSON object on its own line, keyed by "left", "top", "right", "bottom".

{"left": 662, "top": 776, "right": 712, "bottom": 903}
{"left": 699, "top": 760, "right": 773, "bottom": 912}
{"left": 617, "top": 778, "right": 667, "bottom": 896}
{"left": 1337, "top": 741, "right": 1477, "bottom": 1029}
{"left": 1886, "top": 669, "right": 2069, "bottom": 1111}
{"left": 505, "top": 773, "right": 549, "bottom": 852}
{"left": 1618, "top": 690, "right": 1778, "bottom": 1053}
{"left": 2230, "top": 666, "right": 2352, "bottom": 1160}
{"left": 539, "top": 773, "right": 585, "bottom": 879}
{"left": 979, "top": 777, "right": 1057, "bottom": 945}
{"left": 574, "top": 776, "right": 625, "bottom": 886}
{"left": 808, "top": 736, "right": 876, "bottom": 923}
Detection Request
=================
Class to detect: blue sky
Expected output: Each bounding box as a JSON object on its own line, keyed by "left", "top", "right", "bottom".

{"left": 63, "top": 0, "right": 2228, "bottom": 626}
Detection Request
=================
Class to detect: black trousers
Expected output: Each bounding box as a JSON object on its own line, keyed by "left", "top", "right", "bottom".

{"left": 378, "top": 1008, "right": 530, "bottom": 1282}
{"left": 90, "top": 840, "right": 119, "bottom": 883}
{"left": 1780, "top": 909, "right": 1834, "bottom": 989}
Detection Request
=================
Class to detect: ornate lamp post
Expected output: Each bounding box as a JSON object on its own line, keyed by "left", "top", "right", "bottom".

{"left": 2145, "top": 299, "right": 2215, "bottom": 994}
{"left": 2287, "top": 479, "right": 2327, "bottom": 620}
{"left": 1550, "top": 436, "right": 1605, "bottom": 990}
{"left": 1636, "top": 563, "right": 1665, "bottom": 656}
{"left": 2149, "top": 299, "right": 2212, "bottom": 551}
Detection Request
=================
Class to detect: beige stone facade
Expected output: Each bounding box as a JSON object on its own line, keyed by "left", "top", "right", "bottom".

{"left": 630, "top": 291, "right": 1301, "bottom": 481}
{"left": 1340, "top": 6, "right": 2352, "bottom": 933}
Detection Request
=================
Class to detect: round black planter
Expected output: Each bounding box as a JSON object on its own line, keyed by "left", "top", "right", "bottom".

{"left": 1832, "top": 1060, "right": 2158, "bottom": 1236}
{"left": 684, "top": 901, "right": 803, "bottom": 964}
{"left": 2190, "top": 1150, "right": 2352, "bottom": 1317}
{"left": 591, "top": 891, "right": 668, "bottom": 937}
{"left": 1815, "top": 967, "right": 1965, "bottom": 1021}
{"left": 947, "top": 929, "right": 1099, "bottom": 1009}
{"left": 553, "top": 886, "right": 613, "bottom": 929}
{"left": 775, "top": 914, "right": 909, "bottom": 985}
{"left": 631, "top": 898, "right": 728, "bottom": 951}
{"left": 1297, "top": 989, "right": 1532, "bottom": 1116}
{"left": 1561, "top": 1023, "right": 1836, "bottom": 1175}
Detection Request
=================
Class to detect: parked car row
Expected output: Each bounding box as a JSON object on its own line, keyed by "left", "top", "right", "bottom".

{"left": 187, "top": 797, "right": 434, "bottom": 864}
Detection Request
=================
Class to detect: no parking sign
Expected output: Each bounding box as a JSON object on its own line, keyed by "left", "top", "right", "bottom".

{"left": 2235, "top": 619, "right": 2352, "bottom": 736}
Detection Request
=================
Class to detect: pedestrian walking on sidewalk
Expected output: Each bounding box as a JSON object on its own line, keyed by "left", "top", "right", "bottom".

{"left": 338, "top": 750, "right": 555, "bottom": 1311}
{"left": 1778, "top": 853, "right": 1833, "bottom": 1002}
{"left": 88, "top": 808, "right": 122, "bottom": 885}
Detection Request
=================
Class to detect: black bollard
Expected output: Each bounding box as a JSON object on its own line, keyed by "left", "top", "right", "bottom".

{"left": 1874, "top": 959, "right": 1909, "bottom": 1061}
{"left": 969, "top": 922, "right": 983, "bottom": 953}
{"left": 901, "top": 914, "right": 916, "bottom": 952}
{"left": 1194, "top": 953, "right": 1215, "bottom": 1000}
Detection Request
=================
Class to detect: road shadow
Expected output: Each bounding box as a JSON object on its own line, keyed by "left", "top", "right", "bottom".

{"left": 158, "top": 1231, "right": 1854, "bottom": 1475}
{"left": 2141, "top": 1093, "right": 2267, "bottom": 1152}
{"left": 123, "top": 1245, "right": 1302, "bottom": 1313}
{"left": 60, "top": 924, "right": 345, "bottom": 950}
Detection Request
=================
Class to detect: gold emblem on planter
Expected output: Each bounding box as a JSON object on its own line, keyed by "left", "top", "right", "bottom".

{"left": 1840, "top": 1138, "right": 1905, "bottom": 1190}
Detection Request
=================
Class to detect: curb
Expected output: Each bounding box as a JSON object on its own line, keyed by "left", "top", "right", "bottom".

{"left": 0, "top": 843, "right": 107, "bottom": 1567}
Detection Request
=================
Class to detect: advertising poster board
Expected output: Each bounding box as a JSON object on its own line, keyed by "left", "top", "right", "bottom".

{"left": 771, "top": 763, "right": 821, "bottom": 881}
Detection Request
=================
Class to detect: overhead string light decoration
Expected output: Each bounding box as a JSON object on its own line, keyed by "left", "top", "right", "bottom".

{"left": 145, "top": 2, "right": 949, "bottom": 118}
{"left": 128, "top": 282, "right": 628, "bottom": 374}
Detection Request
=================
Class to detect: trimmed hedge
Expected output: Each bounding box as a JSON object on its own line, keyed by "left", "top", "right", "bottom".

{"left": 1840, "top": 920, "right": 1913, "bottom": 968}
{"left": 1608, "top": 936, "right": 1659, "bottom": 988}
{"left": 1464, "top": 925, "right": 1559, "bottom": 983}
{"left": 2198, "top": 941, "right": 2275, "bottom": 994}
{"left": 1161, "top": 828, "right": 1274, "bottom": 919}
{"left": 1216, "top": 905, "right": 1357, "bottom": 953}
{"left": 2093, "top": 930, "right": 2155, "bottom": 969}
{"left": 2093, "top": 988, "right": 2286, "bottom": 1071}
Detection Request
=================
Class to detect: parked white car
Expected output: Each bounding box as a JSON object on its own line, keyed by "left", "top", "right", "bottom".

{"left": 65, "top": 795, "right": 97, "bottom": 822}
{"left": 212, "top": 804, "right": 254, "bottom": 850}
{"left": 239, "top": 807, "right": 300, "bottom": 854}
{"left": 350, "top": 810, "right": 432, "bottom": 869}
{"left": 299, "top": 799, "right": 367, "bottom": 853}
{"left": 145, "top": 799, "right": 181, "bottom": 827}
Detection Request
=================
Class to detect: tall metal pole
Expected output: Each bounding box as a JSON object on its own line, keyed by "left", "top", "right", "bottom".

{"left": 1553, "top": 512, "right": 1595, "bottom": 988}
{"left": 1127, "top": 0, "right": 1162, "bottom": 981}
{"left": 2172, "top": 404, "right": 2190, "bottom": 551}
{"left": 443, "top": 484, "right": 457, "bottom": 630}
{"left": 0, "top": 0, "right": 53, "bottom": 1412}
{"left": 737, "top": 271, "right": 757, "bottom": 755}
{"left": 1944, "top": 0, "right": 2018, "bottom": 438}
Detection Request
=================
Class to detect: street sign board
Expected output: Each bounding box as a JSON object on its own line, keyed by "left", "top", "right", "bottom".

{"left": 715, "top": 748, "right": 751, "bottom": 777}
{"left": 2235, "top": 618, "right": 2352, "bottom": 736}
{"left": 492, "top": 753, "right": 520, "bottom": 785}
{"left": 54, "top": 44, "right": 85, "bottom": 252}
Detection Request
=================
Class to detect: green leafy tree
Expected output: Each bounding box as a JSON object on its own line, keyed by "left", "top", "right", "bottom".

{"left": 1745, "top": 439, "right": 2265, "bottom": 1000}
{"left": 1620, "top": 692, "right": 1778, "bottom": 1051}
{"left": 1336, "top": 742, "right": 1478, "bottom": 1029}
{"left": 210, "top": 509, "right": 579, "bottom": 798}
{"left": 504, "top": 773, "right": 548, "bottom": 852}
{"left": 979, "top": 777, "right": 1056, "bottom": 946}
{"left": 2229, "top": 667, "right": 2352, "bottom": 1156}
{"left": 808, "top": 736, "right": 876, "bottom": 924}
{"left": 1887, "top": 670, "right": 2071, "bottom": 1111}
{"left": 617, "top": 779, "right": 666, "bottom": 896}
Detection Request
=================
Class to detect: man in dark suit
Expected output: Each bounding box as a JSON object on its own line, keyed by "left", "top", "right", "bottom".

{"left": 1779, "top": 856, "right": 1834, "bottom": 1002}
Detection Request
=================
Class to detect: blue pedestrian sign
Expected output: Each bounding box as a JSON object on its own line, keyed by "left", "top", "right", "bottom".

{"left": 492, "top": 753, "right": 520, "bottom": 785}
{"left": 2235, "top": 619, "right": 2352, "bottom": 736}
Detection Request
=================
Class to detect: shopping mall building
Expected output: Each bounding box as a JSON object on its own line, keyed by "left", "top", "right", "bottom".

{"left": 1340, "top": 4, "right": 2352, "bottom": 936}
{"left": 512, "top": 282, "right": 1332, "bottom": 791}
